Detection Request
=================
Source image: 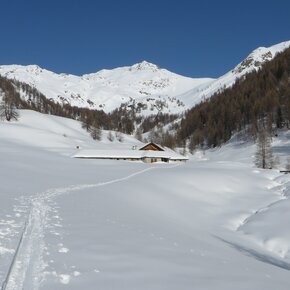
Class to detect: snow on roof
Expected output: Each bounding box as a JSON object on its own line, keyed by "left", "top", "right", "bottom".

{"left": 73, "top": 149, "right": 188, "bottom": 160}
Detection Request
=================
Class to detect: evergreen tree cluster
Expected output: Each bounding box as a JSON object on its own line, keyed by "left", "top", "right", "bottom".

{"left": 178, "top": 47, "right": 290, "bottom": 150}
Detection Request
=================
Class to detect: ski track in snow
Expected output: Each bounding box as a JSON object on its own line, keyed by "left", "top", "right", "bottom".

{"left": 1, "top": 165, "right": 178, "bottom": 290}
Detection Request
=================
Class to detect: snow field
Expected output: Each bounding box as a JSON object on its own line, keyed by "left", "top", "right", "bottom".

{"left": 0, "top": 110, "right": 290, "bottom": 289}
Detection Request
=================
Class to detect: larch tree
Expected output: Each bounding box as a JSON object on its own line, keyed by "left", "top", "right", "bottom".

{"left": 255, "top": 128, "right": 273, "bottom": 169}
{"left": 90, "top": 127, "right": 102, "bottom": 141}
{"left": 107, "top": 131, "right": 114, "bottom": 142}
{"left": 0, "top": 95, "right": 19, "bottom": 121}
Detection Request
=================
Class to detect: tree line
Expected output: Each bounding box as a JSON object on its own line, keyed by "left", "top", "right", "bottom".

{"left": 177, "top": 47, "right": 290, "bottom": 151}
{"left": 2, "top": 46, "right": 290, "bottom": 153}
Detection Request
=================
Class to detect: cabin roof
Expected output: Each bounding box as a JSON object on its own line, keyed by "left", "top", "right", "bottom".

{"left": 139, "top": 142, "right": 165, "bottom": 151}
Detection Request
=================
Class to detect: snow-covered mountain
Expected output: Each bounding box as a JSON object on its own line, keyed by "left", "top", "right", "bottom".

{"left": 1, "top": 41, "right": 290, "bottom": 115}
{"left": 0, "top": 61, "right": 212, "bottom": 115}
{"left": 177, "top": 40, "right": 290, "bottom": 108}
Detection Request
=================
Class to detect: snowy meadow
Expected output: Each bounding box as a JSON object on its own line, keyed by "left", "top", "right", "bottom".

{"left": 0, "top": 110, "right": 290, "bottom": 290}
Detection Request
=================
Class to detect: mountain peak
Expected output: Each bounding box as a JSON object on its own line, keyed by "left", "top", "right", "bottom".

{"left": 234, "top": 40, "right": 290, "bottom": 74}
{"left": 0, "top": 64, "right": 46, "bottom": 77}
{"left": 130, "top": 61, "right": 160, "bottom": 72}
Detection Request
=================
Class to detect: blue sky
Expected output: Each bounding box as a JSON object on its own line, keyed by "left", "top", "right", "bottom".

{"left": 1, "top": 0, "right": 290, "bottom": 77}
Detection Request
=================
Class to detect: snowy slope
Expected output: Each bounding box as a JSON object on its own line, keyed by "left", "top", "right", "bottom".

{"left": 0, "top": 61, "right": 213, "bottom": 115}
{"left": 0, "top": 109, "right": 143, "bottom": 155}
{"left": 1, "top": 40, "right": 289, "bottom": 116}
{"left": 178, "top": 40, "right": 290, "bottom": 108}
{"left": 1, "top": 111, "right": 290, "bottom": 289}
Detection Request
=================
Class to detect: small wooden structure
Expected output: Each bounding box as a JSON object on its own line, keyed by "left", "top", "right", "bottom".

{"left": 139, "top": 142, "right": 164, "bottom": 151}
{"left": 74, "top": 142, "right": 188, "bottom": 163}
{"left": 139, "top": 142, "right": 168, "bottom": 163}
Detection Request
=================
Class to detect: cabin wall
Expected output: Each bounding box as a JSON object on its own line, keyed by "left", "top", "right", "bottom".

{"left": 142, "top": 157, "right": 164, "bottom": 163}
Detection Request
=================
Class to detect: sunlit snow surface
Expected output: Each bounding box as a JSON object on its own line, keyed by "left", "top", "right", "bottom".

{"left": 1, "top": 110, "right": 290, "bottom": 290}
{"left": 0, "top": 61, "right": 213, "bottom": 115}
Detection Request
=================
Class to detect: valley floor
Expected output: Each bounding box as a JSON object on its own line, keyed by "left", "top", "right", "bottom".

{"left": 1, "top": 142, "right": 290, "bottom": 290}
{"left": 0, "top": 111, "right": 290, "bottom": 290}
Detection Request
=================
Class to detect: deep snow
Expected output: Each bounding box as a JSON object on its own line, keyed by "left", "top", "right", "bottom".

{"left": 1, "top": 110, "right": 290, "bottom": 290}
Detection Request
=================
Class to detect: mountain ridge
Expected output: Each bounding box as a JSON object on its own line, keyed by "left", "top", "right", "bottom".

{"left": 0, "top": 61, "right": 212, "bottom": 115}
{"left": 1, "top": 40, "right": 290, "bottom": 116}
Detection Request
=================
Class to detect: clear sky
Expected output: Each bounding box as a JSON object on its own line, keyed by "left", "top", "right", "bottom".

{"left": 1, "top": 0, "right": 290, "bottom": 78}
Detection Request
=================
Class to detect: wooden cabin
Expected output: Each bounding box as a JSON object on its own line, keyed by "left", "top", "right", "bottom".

{"left": 74, "top": 142, "right": 188, "bottom": 163}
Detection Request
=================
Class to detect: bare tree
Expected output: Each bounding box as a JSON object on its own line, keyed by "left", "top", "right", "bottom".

{"left": 107, "top": 131, "right": 114, "bottom": 142}
{"left": 0, "top": 96, "right": 19, "bottom": 121}
{"left": 285, "top": 158, "right": 290, "bottom": 171}
{"left": 255, "top": 129, "right": 273, "bottom": 169}
{"left": 272, "top": 155, "right": 280, "bottom": 169}
{"left": 90, "top": 127, "right": 102, "bottom": 141}
{"left": 134, "top": 128, "right": 143, "bottom": 142}
{"left": 81, "top": 119, "right": 91, "bottom": 132}
{"left": 115, "top": 131, "right": 124, "bottom": 142}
